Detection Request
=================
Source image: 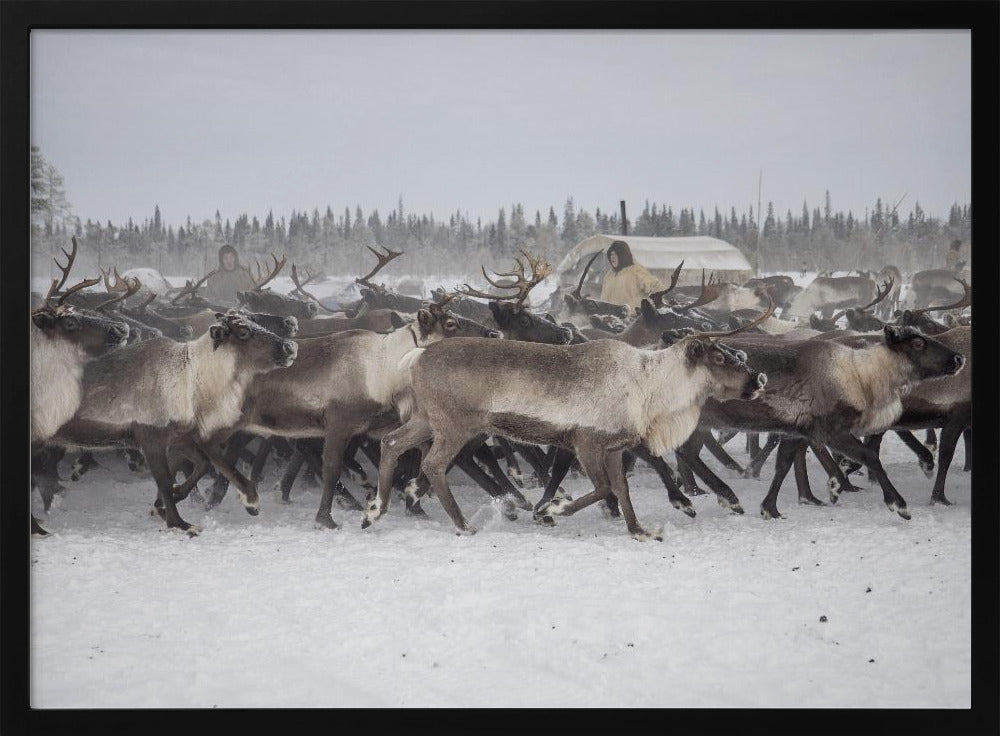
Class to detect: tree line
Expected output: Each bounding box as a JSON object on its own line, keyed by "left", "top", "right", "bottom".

{"left": 31, "top": 147, "right": 971, "bottom": 281}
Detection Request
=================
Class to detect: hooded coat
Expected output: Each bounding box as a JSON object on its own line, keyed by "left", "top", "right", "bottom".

{"left": 202, "top": 244, "right": 257, "bottom": 305}
{"left": 599, "top": 240, "right": 664, "bottom": 309}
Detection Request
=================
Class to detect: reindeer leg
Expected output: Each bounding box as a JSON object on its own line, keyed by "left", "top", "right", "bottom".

{"left": 863, "top": 433, "right": 884, "bottom": 485}
{"left": 421, "top": 433, "right": 476, "bottom": 534}
{"left": 367, "top": 418, "right": 434, "bottom": 528}
{"left": 632, "top": 444, "right": 694, "bottom": 518}
{"left": 716, "top": 429, "right": 738, "bottom": 447}
{"left": 810, "top": 443, "right": 862, "bottom": 502}
{"left": 451, "top": 449, "right": 519, "bottom": 521}
{"left": 759, "top": 438, "right": 800, "bottom": 519}
{"left": 469, "top": 439, "right": 532, "bottom": 510}
{"left": 136, "top": 429, "right": 199, "bottom": 536}
{"left": 746, "top": 431, "right": 761, "bottom": 458}
{"left": 198, "top": 440, "right": 261, "bottom": 517}
{"left": 676, "top": 436, "right": 744, "bottom": 514}
{"left": 206, "top": 431, "right": 253, "bottom": 508}
{"left": 675, "top": 454, "right": 706, "bottom": 496}
{"left": 536, "top": 441, "right": 615, "bottom": 526}
{"left": 493, "top": 437, "right": 525, "bottom": 488}
{"left": 533, "top": 447, "right": 575, "bottom": 523}
{"left": 606, "top": 449, "right": 661, "bottom": 540}
{"left": 315, "top": 427, "right": 365, "bottom": 530}
{"left": 277, "top": 448, "right": 306, "bottom": 503}
{"left": 894, "top": 430, "right": 935, "bottom": 478}
{"left": 793, "top": 441, "right": 824, "bottom": 506}
{"left": 924, "top": 429, "right": 938, "bottom": 454}
{"left": 70, "top": 450, "right": 99, "bottom": 482}
{"left": 962, "top": 427, "right": 972, "bottom": 472}
{"left": 703, "top": 432, "right": 745, "bottom": 475}
{"left": 513, "top": 442, "right": 552, "bottom": 487}
{"left": 825, "top": 433, "right": 910, "bottom": 520}
{"left": 249, "top": 437, "right": 274, "bottom": 483}
{"left": 743, "top": 433, "right": 780, "bottom": 479}
{"left": 299, "top": 438, "right": 361, "bottom": 512}
{"left": 931, "top": 411, "right": 970, "bottom": 506}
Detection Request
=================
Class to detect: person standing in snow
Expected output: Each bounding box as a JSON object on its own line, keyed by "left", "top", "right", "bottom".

{"left": 201, "top": 244, "right": 257, "bottom": 306}
{"left": 599, "top": 239, "right": 664, "bottom": 309}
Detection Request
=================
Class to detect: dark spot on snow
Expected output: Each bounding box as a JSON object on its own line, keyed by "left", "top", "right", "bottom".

{"left": 792, "top": 566, "right": 800, "bottom": 571}
{"left": 819, "top": 616, "right": 828, "bottom": 622}
{"left": 627, "top": 642, "right": 634, "bottom": 648}
{"left": 868, "top": 659, "right": 875, "bottom": 663}
{"left": 866, "top": 587, "right": 872, "bottom": 593}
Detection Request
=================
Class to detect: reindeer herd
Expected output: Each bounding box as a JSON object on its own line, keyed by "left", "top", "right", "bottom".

{"left": 30, "top": 237, "right": 972, "bottom": 541}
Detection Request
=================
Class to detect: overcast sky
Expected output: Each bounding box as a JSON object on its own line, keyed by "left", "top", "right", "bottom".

{"left": 31, "top": 30, "right": 970, "bottom": 229}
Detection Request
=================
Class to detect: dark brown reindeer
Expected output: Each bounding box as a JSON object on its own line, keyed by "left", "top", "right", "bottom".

{"left": 675, "top": 325, "right": 964, "bottom": 520}
{"left": 562, "top": 251, "right": 632, "bottom": 320}
{"left": 365, "top": 315, "right": 769, "bottom": 540}
{"left": 236, "top": 253, "right": 320, "bottom": 320}
{"left": 51, "top": 313, "right": 298, "bottom": 535}
{"left": 811, "top": 276, "right": 895, "bottom": 332}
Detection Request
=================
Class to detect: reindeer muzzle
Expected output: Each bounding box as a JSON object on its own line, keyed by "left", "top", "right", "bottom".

{"left": 485, "top": 328, "right": 504, "bottom": 339}
{"left": 107, "top": 322, "right": 130, "bottom": 346}
{"left": 276, "top": 339, "right": 298, "bottom": 366}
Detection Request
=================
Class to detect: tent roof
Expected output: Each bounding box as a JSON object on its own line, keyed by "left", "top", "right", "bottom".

{"left": 555, "top": 235, "right": 754, "bottom": 276}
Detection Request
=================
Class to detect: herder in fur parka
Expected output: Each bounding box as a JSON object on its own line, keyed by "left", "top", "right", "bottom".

{"left": 599, "top": 240, "right": 665, "bottom": 309}
{"left": 201, "top": 244, "right": 257, "bottom": 306}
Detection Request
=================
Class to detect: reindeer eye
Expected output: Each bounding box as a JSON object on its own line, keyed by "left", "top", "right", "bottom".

{"left": 236, "top": 327, "right": 251, "bottom": 340}
{"left": 712, "top": 351, "right": 725, "bottom": 365}
{"left": 63, "top": 316, "right": 80, "bottom": 331}
{"left": 911, "top": 337, "right": 925, "bottom": 351}
{"left": 445, "top": 319, "right": 457, "bottom": 331}
{"left": 519, "top": 315, "right": 531, "bottom": 327}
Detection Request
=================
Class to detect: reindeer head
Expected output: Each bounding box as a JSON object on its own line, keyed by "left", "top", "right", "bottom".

{"left": 209, "top": 312, "right": 298, "bottom": 369}
{"left": 672, "top": 296, "right": 775, "bottom": 401}
{"left": 883, "top": 325, "right": 965, "bottom": 381}
{"left": 414, "top": 292, "right": 503, "bottom": 341}
{"left": 32, "top": 237, "right": 130, "bottom": 355}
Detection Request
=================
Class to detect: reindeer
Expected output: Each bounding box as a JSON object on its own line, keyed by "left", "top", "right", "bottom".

{"left": 51, "top": 313, "right": 298, "bottom": 534}
{"left": 674, "top": 325, "right": 964, "bottom": 520}
{"left": 907, "top": 268, "right": 972, "bottom": 310}
{"left": 785, "top": 274, "right": 878, "bottom": 320}
{"left": 364, "top": 314, "right": 769, "bottom": 540}
{"left": 561, "top": 251, "right": 632, "bottom": 320}
{"left": 30, "top": 241, "right": 131, "bottom": 534}
{"left": 200, "top": 291, "right": 503, "bottom": 530}
{"left": 234, "top": 253, "right": 320, "bottom": 320}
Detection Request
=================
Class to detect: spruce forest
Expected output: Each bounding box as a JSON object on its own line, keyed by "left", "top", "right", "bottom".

{"left": 30, "top": 146, "right": 972, "bottom": 280}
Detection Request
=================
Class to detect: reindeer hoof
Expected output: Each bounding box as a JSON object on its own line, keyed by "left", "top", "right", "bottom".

{"left": 456, "top": 525, "right": 478, "bottom": 536}
{"left": 601, "top": 501, "right": 621, "bottom": 519}
{"left": 552, "top": 488, "right": 573, "bottom": 503}
{"left": 887, "top": 501, "right": 911, "bottom": 520}
{"left": 717, "top": 497, "right": 744, "bottom": 514}
{"left": 930, "top": 495, "right": 952, "bottom": 507}
{"left": 798, "top": 495, "right": 825, "bottom": 507}
{"left": 760, "top": 506, "right": 782, "bottom": 520}
{"left": 919, "top": 460, "right": 935, "bottom": 479}
{"left": 169, "top": 523, "right": 201, "bottom": 537}
{"left": 671, "top": 500, "right": 696, "bottom": 518}
{"left": 314, "top": 514, "right": 339, "bottom": 531}
{"left": 632, "top": 527, "right": 663, "bottom": 542}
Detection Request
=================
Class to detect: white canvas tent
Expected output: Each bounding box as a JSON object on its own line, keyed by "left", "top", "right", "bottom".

{"left": 554, "top": 235, "right": 754, "bottom": 291}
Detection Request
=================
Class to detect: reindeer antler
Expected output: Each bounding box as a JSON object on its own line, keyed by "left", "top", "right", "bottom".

{"left": 96, "top": 276, "right": 142, "bottom": 312}
{"left": 674, "top": 269, "right": 721, "bottom": 313}
{"left": 428, "top": 291, "right": 457, "bottom": 314}
{"left": 648, "top": 261, "right": 685, "bottom": 308}
{"left": 52, "top": 236, "right": 81, "bottom": 294}
{"left": 829, "top": 277, "right": 895, "bottom": 324}
{"left": 290, "top": 264, "right": 336, "bottom": 314}
{"left": 56, "top": 277, "right": 102, "bottom": 307}
{"left": 692, "top": 295, "right": 776, "bottom": 341}
{"left": 100, "top": 266, "right": 132, "bottom": 294}
{"left": 171, "top": 269, "right": 217, "bottom": 304}
{"left": 355, "top": 246, "right": 403, "bottom": 291}
{"left": 908, "top": 277, "right": 971, "bottom": 315}
{"left": 456, "top": 250, "right": 551, "bottom": 306}
{"left": 570, "top": 252, "right": 603, "bottom": 301}
{"left": 249, "top": 253, "right": 287, "bottom": 290}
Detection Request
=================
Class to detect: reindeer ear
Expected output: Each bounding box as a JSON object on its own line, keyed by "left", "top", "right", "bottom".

{"left": 883, "top": 324, "right": 903, "bottom": 344}
{"left": 809, "top": 314, "right": 821, "bottom": 329}
{"left": 32, "top": 311, "right": 56, "bottom": 330}
{"left": 488, "top": 301, "right": 502, "bottom": 317}
{"left": 543, "top": 312, "right": 557, "bottom": 324}
{"left": 417, "top": 308, "right": 434, "bottom": 329}
{"left": 389, "top": 311, "right": 406, "bottom": 329}
{"left": 639, "top": 299, "right": 656, "bottom": 322}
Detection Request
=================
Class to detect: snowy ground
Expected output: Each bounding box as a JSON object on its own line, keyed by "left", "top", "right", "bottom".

{"left": 30, "top": 432, "right": 971, "bottom": 708}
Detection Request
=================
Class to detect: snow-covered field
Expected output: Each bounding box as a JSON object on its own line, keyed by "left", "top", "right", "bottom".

{"left": 30, "top": 432, "right": 971, "bottom": 708}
